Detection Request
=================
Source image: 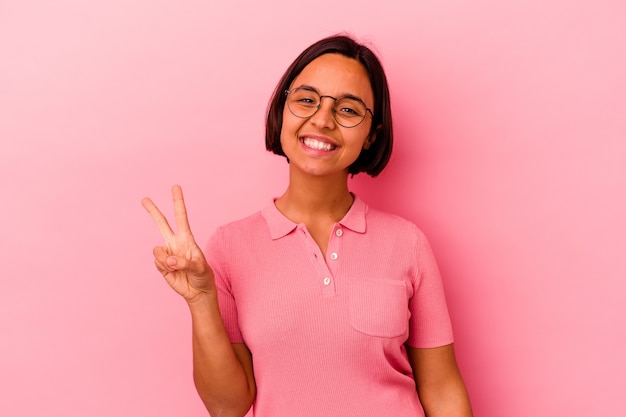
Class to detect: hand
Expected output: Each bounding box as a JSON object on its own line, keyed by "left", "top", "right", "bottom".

{"left": 142, "top": 185, "right": 215, "bottom": 302}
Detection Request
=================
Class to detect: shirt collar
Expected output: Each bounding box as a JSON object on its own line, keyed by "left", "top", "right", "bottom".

{"left": 262, "top": 194, "right": 368, "bottom": 240}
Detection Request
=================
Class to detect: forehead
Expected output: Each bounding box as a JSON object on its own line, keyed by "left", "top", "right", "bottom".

{"left": 292, "top": 53, "right": 374, "bottom": 105}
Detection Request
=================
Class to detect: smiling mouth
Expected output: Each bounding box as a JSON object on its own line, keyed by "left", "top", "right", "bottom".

{"left": 302, "top": 137, "right": 337, "bottom": 151}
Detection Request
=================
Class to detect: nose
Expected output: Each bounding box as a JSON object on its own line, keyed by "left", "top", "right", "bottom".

{"left": 308, "top": 96, "right": 336, "bottom": 129}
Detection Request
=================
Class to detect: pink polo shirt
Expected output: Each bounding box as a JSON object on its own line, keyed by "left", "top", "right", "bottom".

{"left": 205, "top": 196, "right": 453, "bottom": 417}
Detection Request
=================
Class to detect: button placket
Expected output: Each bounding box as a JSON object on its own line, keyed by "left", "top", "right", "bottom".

{"left": 325, "top": 225, "right": 343, "bottom": 281}
{"left": 298, "top": 223, "right": 336, "bottom": 296}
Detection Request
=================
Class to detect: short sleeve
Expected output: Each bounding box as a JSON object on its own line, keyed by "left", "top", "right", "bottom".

{"left": 407, "top": 228, "right": 454, "bottom": 348}
{"left": 205, "top": 227, "right": 244, "bottom": 344}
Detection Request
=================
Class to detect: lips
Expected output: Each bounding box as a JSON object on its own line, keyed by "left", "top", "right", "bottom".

{"left": 301, "top": 136, "right": 337, "bottom": 151}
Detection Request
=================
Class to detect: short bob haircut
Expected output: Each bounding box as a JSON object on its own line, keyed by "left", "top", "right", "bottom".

{"left": 265, "top": 34, "right": 393, "bottom": 177}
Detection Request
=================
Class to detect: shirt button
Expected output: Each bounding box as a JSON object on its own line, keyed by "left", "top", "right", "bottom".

{"left": 323, "top": 277, "right": 331, "bottom": 286}
{"left": 330, "top": 252, "right": 338, "bottom": 260}
{"left": 335, "top": 229, "right": 343, "bottom": 237}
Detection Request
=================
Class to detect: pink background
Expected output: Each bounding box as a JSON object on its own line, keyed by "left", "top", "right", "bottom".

{"left": 1, "top": 0, "right": 625, "bottom": 415}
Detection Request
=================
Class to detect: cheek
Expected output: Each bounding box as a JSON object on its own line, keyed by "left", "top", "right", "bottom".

{"left": 280, "top": 109, "right": 304, "bottom": 144}
{"left": 279, "top": 112, "right": 298, "bottom": 152}
{"left": 280, "top": 108, "right": 295, "bottom": 134}
{"left": 348, "top": 128, "right": 371, "bottom": 149}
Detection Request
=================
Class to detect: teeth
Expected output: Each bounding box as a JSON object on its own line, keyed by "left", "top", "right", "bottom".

{"left": 303, "top": 138, "right": 336, "bottom": 151}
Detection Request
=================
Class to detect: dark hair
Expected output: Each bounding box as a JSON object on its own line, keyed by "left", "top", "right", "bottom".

{"left": 265, "top": 34, "right": 393, "bottom": 177}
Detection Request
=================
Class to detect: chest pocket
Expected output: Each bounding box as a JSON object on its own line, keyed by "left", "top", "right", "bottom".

{"left": 348, "top": 279, "right": 409, "bottom": 338}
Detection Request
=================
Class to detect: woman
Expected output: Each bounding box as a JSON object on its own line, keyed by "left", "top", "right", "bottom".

{"left": 142, "top": 34, "right": 472, "bottom": 417}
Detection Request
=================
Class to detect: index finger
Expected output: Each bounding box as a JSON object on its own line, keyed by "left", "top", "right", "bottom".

{"left": 141, "top": 196, "right": 175, "bottom": 239}
{"left": 171, "top": 185, "right": 192, "bottom": 234}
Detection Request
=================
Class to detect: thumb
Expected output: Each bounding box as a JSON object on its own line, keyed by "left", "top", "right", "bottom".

{"left": 166, "top": 255, "right": 208, "bottom": 276}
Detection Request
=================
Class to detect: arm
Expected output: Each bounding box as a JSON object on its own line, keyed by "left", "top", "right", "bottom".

{"left": 407, "top": 343, "right": 472, "bottom": 417}
{"left": 142, "top": 185, "right": 256, "bottom": 417}
{"left": 189, "top": 294, "right": 255, "bottom": 417}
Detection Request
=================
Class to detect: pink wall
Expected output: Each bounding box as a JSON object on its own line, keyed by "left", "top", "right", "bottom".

{"left": 1, "top": 0, "right": 625, "bottom": 415}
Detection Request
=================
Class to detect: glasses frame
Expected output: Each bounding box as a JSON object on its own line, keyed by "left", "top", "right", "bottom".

{"left": 284, "top": 87, "right": 374, "bottom": 128}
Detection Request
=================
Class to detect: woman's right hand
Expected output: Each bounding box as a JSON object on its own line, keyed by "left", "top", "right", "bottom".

{"left": 142, "top": 185, "right": 215, "bottom": 302}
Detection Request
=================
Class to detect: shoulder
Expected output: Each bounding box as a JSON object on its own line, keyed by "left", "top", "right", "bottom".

{"left": 365, "top": 204, "right": 426, "bottom": 240}
{"left": 215, "top": 210, "right": 266, "bottom": 234}
{"left": 362, "top": 204, "right": 436, "bottom": 262}
{"left": 207, "top": 209, "right": 268, "bottom": 250}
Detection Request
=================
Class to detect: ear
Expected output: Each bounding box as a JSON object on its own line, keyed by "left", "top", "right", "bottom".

{"left": 363, "top": 124, "right": 382, "bottom": 150}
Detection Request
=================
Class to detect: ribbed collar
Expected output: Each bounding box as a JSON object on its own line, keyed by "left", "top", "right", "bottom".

{"left": 261, "top": 195, "right": 368, "bottom": 240}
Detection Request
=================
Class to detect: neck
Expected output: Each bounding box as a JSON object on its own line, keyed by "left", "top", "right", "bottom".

{"left": 275, "top": 166, "right": 354, "bottom": 224}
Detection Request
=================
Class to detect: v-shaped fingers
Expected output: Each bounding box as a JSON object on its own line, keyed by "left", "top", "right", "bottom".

{"left": 171, "top": 185, "right": 192, "bottom": 234}
{"left": 142, "top": 197, "right": 175, "bottom": 240}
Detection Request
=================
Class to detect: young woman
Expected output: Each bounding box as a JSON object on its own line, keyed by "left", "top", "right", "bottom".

{"left": 142, "top": 34, "right": 472, "bottom": 417}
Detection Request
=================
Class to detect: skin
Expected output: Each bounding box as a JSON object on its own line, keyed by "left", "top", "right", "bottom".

{"left": 275, "top": 53, "right": 376, "bottom": 254}
{"left": 408, "top": 344, "right": 473, "bottom": 416}
{"left": 143, "top": 53, "right": 472, "bottom": 417}
{"left": 141, "top": 187, "right": 255, "bottom": 417}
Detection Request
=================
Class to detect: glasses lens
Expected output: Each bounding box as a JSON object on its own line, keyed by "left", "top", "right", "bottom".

{"left": 286, "top": 88, "right": 369, "bottom": 128}
{"left": 287, "top": 88, "right": 320, "bottom": 118}
{"left": 334, "top": 97, "right": 367, "bottom": 127}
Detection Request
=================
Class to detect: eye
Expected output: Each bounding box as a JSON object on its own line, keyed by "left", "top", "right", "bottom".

{"left": 338, "top": 106, "right": 359, "bottom": 115}
{"left": 290, "top": 89, "right": 319, "bottom": 107}
{"left": 335, "top": 98, "right": 365, "bottom": 118}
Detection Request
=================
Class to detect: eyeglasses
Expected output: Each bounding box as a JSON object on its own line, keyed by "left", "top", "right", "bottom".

{"left": 285, "top": 87, "right": 373, "bottom": 128}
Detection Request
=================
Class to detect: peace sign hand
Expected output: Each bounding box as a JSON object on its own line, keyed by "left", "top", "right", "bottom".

{"left": 142, "top": 185, "right": 215, "bottom": 302}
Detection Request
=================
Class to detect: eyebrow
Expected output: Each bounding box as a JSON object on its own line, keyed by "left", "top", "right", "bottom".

{"left": 295, "top": 84, "right": 367, "bottom": 104}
